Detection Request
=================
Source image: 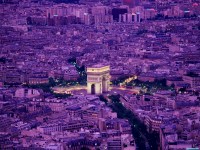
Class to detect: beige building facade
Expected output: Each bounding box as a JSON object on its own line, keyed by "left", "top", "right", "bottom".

{"left": 87, "top": 65, "right": 110, "bottom": 94}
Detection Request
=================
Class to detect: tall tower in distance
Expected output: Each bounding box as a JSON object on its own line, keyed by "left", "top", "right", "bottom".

{"left": 87, "top": 64, "right": 110, "bottom": 95}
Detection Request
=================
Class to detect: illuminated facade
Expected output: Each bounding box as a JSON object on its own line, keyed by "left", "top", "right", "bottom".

{"left": 87, "top": 65, "right": 110, "bottom": 94}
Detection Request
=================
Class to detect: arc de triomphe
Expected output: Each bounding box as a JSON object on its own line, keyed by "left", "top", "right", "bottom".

{"left": 87, "top": 65, "right": 110, "bottom": 94}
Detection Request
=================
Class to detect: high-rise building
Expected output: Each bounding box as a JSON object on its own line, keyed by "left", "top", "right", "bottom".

{"left": 119, "top": 12, "right": 140, "bottom": 22}
{"left": 112, "top": 7, "right": 128, "bottom": 21}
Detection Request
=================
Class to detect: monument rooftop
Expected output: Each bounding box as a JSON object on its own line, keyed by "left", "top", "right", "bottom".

{"left": 87, "top": 65, "right": 110, "bottom": 73}
{"left": 91, "top": 64, "right": 107, "bottom": 68}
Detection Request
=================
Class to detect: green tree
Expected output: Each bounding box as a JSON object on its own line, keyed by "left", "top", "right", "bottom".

{"left": 107, "top": 94, "right": 159, "bottom": 150}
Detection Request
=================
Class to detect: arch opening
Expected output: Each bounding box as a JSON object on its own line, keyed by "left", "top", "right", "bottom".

{"left": 91, "top": 84, "right": 95, "bottom": 94}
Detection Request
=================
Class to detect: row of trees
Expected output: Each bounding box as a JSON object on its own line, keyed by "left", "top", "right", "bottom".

{"left": 127, "top": 79, "right": 174, "bottom": 94}
{"left": 111, "top": 75, "right": 130, "bottom": 85}
{"left": 24, "top": 57, "right": 87, "bottom": 98}
{"left": 99, "top": 95, "right": 160, "bottom": 150}
{"left": 25, "top": 78, "right": 71, "bottom": 98}
{"left": 68, "top": 57, "right": 87, "bottom": 85}
{"left": 112, "top": 76, "right": 174, "bottom": 94}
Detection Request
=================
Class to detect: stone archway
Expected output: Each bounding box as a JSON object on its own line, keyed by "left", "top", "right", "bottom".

{"left": 87, "top": 65, "right": 110, "bottom": 94}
